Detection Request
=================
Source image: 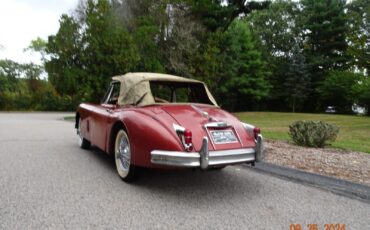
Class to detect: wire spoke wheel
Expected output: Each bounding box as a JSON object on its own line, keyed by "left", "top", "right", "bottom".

{"left": 114, "top": 129, "right": 136, "bottom": 182}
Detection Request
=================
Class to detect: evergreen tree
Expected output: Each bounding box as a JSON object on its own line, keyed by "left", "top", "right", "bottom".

{"left": 218, "top": 19, "right": 270, "bottom": 111}
{"left": 284, "top": 45, "right": 310, "bottom": 112}
{"left": 302, "top": 0, "right": 349, "bottom": 76}
{"left": 301, "top": 0, "right": 350, "bottom": 111}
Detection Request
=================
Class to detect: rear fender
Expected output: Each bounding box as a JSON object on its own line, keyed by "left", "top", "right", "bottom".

{"left": 120, "top": 111, "right": 184, "bottom": 167}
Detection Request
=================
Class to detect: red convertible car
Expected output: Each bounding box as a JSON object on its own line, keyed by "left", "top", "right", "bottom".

{"left": 76, "top": 72, "right": 264, "bottom": 182}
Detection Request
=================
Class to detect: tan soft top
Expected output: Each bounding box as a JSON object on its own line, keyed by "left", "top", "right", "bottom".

{"left": 112, "top": 72, "right": 218, "bottom": 106}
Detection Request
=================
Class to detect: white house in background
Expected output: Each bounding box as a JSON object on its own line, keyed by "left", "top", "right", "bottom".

{"left": 352, "top": 104, "right": 367, "bottom": 115}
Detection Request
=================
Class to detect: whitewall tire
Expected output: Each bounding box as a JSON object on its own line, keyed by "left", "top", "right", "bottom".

{"left": 114, "top": 129, "right": 137, "bottom": 182}
{"left": 77, "top": 118, "right": 91, "bottom": 149}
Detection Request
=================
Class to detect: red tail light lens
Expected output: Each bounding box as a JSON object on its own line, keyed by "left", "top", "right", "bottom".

{"left": 184, "top": 129, "right": 192, "bottom": 145}
{"left": 253, "top": 127, "right": 261, "bottom": 139}
{"left": 173, "top": 124, "right": 193, "bottom": 152}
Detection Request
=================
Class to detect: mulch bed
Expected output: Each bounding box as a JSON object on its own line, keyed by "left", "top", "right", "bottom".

{"left": 263, "top": 139, "right": 370, "bottom": 186}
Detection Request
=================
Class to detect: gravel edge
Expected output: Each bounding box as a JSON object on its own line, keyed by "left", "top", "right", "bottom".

{"left": 247, "top": 162, "right": 370, "bottom": 204}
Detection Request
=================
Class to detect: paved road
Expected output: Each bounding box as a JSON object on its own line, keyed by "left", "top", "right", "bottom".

{"left": 0, "top": 113, "right": 369, "bottom": 230}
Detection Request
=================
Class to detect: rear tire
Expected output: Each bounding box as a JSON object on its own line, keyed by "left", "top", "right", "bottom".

{"left": 114, "top": 129, "right": 137, "bottom": 182}
{"left": 77, "top": 118, "right": 91, "bottom": 149}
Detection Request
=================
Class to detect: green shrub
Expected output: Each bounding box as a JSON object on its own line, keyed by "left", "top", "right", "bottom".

{"left": 289, "top": 120, "right": 339, "bottom": 147}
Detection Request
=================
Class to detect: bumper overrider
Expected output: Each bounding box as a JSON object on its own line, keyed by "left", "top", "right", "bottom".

{"left": 151, "top": 134, "right": 264, "bottom": 169}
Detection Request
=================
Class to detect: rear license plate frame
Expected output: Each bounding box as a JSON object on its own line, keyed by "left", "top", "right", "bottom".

{"left": 209, "top": 130, "right": 238, "bottom": 144}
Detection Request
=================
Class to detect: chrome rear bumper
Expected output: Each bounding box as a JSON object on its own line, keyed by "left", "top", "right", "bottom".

{"left": 151, "top": 135, "right": 264, "bottom": 169}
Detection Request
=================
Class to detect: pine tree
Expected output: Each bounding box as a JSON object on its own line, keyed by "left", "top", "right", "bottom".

{"left": 284, "top": 45, "right": 310, "bottom": 112}
{"left": 301, "top": 0, "right": 350, "bottom": 111}
{"left": 218, "top": 19, "right": 270, "bottom": 111}
{"left": 302, "top": 0, "right": 349, "bottom": 77}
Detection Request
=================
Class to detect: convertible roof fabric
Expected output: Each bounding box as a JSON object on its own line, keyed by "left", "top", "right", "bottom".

{"left": 112, "top": 72, "right": 218, "bottom": 106}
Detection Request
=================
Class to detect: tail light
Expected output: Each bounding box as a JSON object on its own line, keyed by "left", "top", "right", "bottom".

{"left": 253, "top": 127, "right": 261, "bottom": 139}
{"left": 184, "top": 129, "right": 192, "bottom": 145}
{"left": 183, "top": 129, "right": 193, "bottom": 151}
{"left": 173, "top": 124, "right": 193, "bottom": 152}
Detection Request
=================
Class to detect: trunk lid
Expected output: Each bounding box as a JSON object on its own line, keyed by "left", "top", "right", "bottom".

{"left": 152, "top": 104, "right": 255, "bottom": 151}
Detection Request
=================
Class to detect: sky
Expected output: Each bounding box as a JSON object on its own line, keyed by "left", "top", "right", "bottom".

{"left": 0, "top": 0, "right": 78, "bottom": 64}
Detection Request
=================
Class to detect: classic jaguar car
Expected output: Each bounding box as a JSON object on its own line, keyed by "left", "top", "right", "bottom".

{"left": 76, "top": 72, "right": 263, "bottom": 182}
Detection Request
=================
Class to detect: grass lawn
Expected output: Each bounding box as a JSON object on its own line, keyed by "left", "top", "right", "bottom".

{"left": 64, "top": 116, "right": 75, "bottom": 121}
{"left": 234, "top": 112, "right": 370, "bottom": 154}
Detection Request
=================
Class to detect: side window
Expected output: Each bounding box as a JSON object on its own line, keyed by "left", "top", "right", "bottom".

{"left": 102, "top": 82, "right": 120, "bottom": 104}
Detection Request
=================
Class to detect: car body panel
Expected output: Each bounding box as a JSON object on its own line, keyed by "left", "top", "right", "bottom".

{"left": 76, "top": 73, "right": 261, "bottom": 169}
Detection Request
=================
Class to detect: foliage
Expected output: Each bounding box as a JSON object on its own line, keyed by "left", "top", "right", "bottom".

{"left": 317, "top": 71, "right": 361, "bottom": 113}
{"left": 289, "top": 120, "right": 339, "bottom": 148}
{"left": 0, "top": 58, "right": 72, "bottom": 111}
{"left": 236, "top": 112, "right": 370, "bottom": 153}
{"left": 346, "top": 0, "right": 370, "bottom": 74}
{"left": 83, "top": 0, "right": 139, "bottom": 100}
{"left": 302, "top": 0, "right": 349, "bottom": 73}
{"left": 45, "top": 0, "right": 140, "bottom": 104}
{"left": 132, "top": 17, "right": 164, "bottom": 73}
{"left": 246, "top": 0, "right": 303, "bottom": 111}
{"left": 353, "top": 76, "right": 370, "bottom": 113}
{"left": 46, "top": 14, "right": 84, "bottom": 106}
{"left": 24, "top": 37, "right": 48, "bottom": 62}
{"left": 301, "top": 0, "right": 349, "bottom": 111}
{"left": 245, "top": 0, "right": 368, "bottom": 113}
{"left": 2, "top": 0, "right": 370, "bottom": 114}
{"left": 188, "top": 0, "right": 270, "bottom": 31}
{"left": 164, "top": 6, "right": 204, "bottom": 77}
{"left": 283, "top": 44, "right": 310, "bottom": 112}
{"left": 216, "top": 19, "right": 270, "bottom": 111}
{"left": 247, "top": 0, "right": 300, "bottom": 57}
{"left": 189, "top": 31, "right": 222, "bottom": 90}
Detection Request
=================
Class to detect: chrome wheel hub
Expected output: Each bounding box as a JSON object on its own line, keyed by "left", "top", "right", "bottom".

{"left": 115, "top": 130, "right": 131, "bottom": 178}
{"left": 117, "top": 137, "right": 130, "bottom": 171}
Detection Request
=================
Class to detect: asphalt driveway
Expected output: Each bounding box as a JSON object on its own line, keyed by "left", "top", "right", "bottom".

{"left": 0, "top": 113, "right": 369, "bottom": 229}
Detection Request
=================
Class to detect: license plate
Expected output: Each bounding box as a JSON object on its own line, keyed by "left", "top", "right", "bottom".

{"left": 210, "top": 130, "right": 237, "bottom": 144}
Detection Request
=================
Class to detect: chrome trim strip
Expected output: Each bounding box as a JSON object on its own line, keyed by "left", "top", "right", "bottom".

{"left": 204, "top": 122, "right": 230, "bottom": 128}
{"left": 209, "top": 148, "right": 255, "bottom": 156}
{"left": 208, "top": 148, "right": 255, "bottom": 166}
{"left": 150, "top": 136, "right": 258, "bottom": 169}
{"left": 151, "top": 150, "right": 200, "bottom": 167}
{"left": 199, "top": 137, "right": 209, "bottom": 169}
{"left": 255, "top": 134, "right": 264, "bottom": 162}
{"left": 173, "top": 123, "right": 185, "bottom": 133}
